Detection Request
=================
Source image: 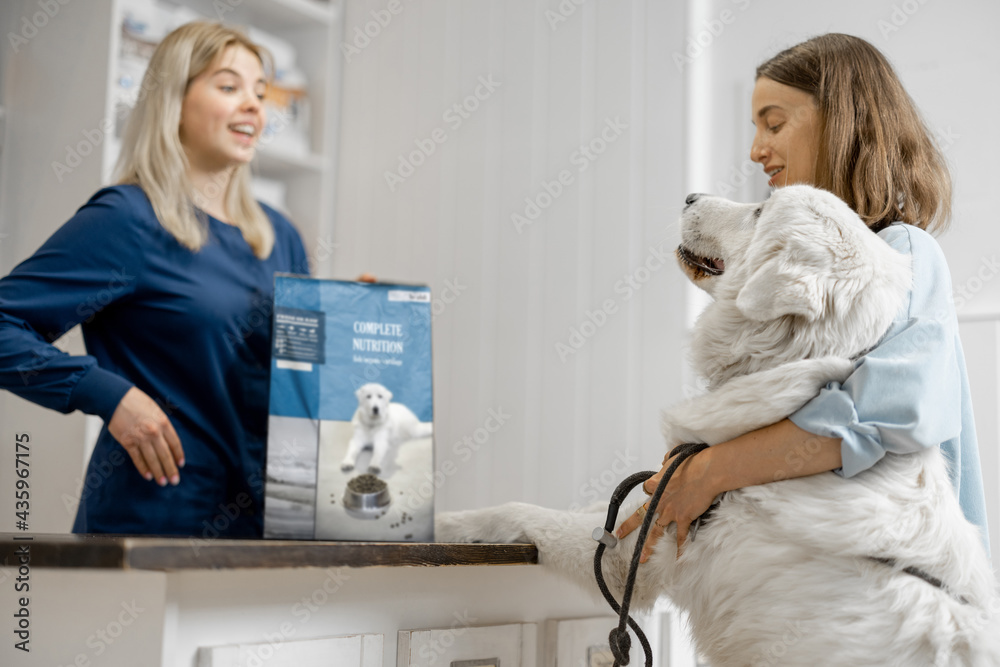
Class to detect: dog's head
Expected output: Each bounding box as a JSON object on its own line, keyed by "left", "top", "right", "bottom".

{"left": 676, "top": 185, "right": 907, "bottom": 324}
{"left": 356, "top": 382, "right": 392, "bottom": 422}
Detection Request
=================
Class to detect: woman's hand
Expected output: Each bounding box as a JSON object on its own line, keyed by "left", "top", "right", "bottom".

{"left": 613, "top": 420, "right": 842, "bottom": 563}
{"left": 615, "top": 446, "right": 719, "bottom": 562}
{"left": 108, "top": 387, "right": 185, "bottom": 486}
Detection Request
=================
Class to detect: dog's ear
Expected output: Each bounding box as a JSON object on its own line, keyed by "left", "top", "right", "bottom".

{"left": 384, "top": 388, "right": 393, "bottom": 401}
{"left": 735, "top": 251, "right": 824, "bottom": 322}
{"left": 356, "top": 386, "right": 366, "bottom": 399}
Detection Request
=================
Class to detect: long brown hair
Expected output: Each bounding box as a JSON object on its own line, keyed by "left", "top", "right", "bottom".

{"left": 115, "top": 22, "right": 276, "bottom": 258}
{"left": 757, "top": 33, "right": 951, "bottom": 234}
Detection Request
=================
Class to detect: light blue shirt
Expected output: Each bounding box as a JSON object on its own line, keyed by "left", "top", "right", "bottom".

{"left": 790, "top": 223, "right": 990, "bottom": 554}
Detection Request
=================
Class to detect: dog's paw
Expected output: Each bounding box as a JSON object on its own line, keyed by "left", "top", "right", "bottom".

{"left": 435, "top": 511, "right": 478, "bottom": 543}
{"left": 367, "top": 464, "right": 382, "bottom": 475}
{"left": 435, "top": 504, "right": 534, "bottom": 544}
{"left": 340, "top": 462, "right": 355, "bottom": 472}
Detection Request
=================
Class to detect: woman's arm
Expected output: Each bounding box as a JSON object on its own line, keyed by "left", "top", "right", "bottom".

{"left": 0, "top": 187, "right": 184, "bottom": 486}
{"left": 617, "top": 418, "right": 840, "bottom": 560}
{"left": 0, "top": 189, "right": 140, "bottom": 415}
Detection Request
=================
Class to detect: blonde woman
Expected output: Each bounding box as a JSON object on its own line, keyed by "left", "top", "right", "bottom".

{"left": 619, "top": 34, "right": 989, "bottom": 560}
{"left": 0, "top": 22, "right": 308, "bottom": 535}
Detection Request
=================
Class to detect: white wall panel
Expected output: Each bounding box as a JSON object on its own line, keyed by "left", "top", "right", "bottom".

{"left": 333, "top": 0, "right": 690, "bottom": 513}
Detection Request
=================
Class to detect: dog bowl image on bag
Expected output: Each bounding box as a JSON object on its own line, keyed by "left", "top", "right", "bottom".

{"left": 343, "top": 473, "right": 392, "bottom": 514}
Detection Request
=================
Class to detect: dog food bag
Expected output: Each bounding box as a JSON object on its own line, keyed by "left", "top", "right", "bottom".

{"left": 263, "top": 275, "right": 434, "bottom": 541}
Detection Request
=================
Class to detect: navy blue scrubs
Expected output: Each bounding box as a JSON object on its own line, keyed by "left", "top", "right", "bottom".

{"left": 0, "top": 185, "right": 309, "bottom": 536}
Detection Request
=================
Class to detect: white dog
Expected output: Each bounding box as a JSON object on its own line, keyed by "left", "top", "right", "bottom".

{"left": 437, "top": 186, "right": 1000, "bottom": 666}
{"left": 341, "top": 382, "right": 432, "bottom": 474}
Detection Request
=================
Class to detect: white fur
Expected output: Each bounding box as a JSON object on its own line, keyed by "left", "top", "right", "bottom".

{"left": 437, "top": 186, "right": 1000, "bottom": 666}
{"left": 341, "top": 382, "right": 432, "bottom": 474}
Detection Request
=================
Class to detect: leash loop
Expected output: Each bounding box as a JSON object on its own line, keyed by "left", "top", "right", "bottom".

{"left": 593, "top": 442, "right": 710, "bottom": 667}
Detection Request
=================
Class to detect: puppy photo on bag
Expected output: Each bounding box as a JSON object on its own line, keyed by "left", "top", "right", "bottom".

{"left": 341, "top": 382, "right": 433, "bottom": 475}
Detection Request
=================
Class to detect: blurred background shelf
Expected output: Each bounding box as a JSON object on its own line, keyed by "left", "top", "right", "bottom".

{"left": 161, "top": 0, "right": 337, "bottom": 27}
{"left": 255, "top": 145, "right": 331, "bottom": 176}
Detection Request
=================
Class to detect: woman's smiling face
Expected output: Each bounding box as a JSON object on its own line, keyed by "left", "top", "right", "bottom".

{"left": 750, "top": 76, "right": 822, "bottom": 188}
{"left": 179, "top": 45, "right": 267, "bottom": 174}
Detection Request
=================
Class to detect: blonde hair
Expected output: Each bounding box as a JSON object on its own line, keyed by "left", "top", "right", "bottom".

{"left": 757, "top": 33, "right": 951, "bottom": 234}
{"left": 115, "top": 21, "right": 275, "bottom": 258}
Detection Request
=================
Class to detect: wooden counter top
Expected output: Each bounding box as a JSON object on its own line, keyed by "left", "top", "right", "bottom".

{"left": 0, "top": 533, "right": 538, "bottom": 571}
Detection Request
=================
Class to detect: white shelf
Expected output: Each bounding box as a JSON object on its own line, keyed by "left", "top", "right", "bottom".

{"left": 255, "top": 145, "right": 330, "bottom": 176}
{"left": 264, "top": 0, "right": 338, "bottom": 25}
{"left": 161, "top": 0, "right": 337, "bottom": 29}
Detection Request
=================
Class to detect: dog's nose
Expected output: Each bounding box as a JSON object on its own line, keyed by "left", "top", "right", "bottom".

{"left": 372, "top": 406, "right": 380, "bottom": 415}
{"left": 685, "top": 193, "right": 703, "bottom": 206}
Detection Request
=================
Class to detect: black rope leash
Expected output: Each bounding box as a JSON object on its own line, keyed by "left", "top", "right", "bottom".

{"left": 592, "top": 442, "right": 710, "bottom": 667}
